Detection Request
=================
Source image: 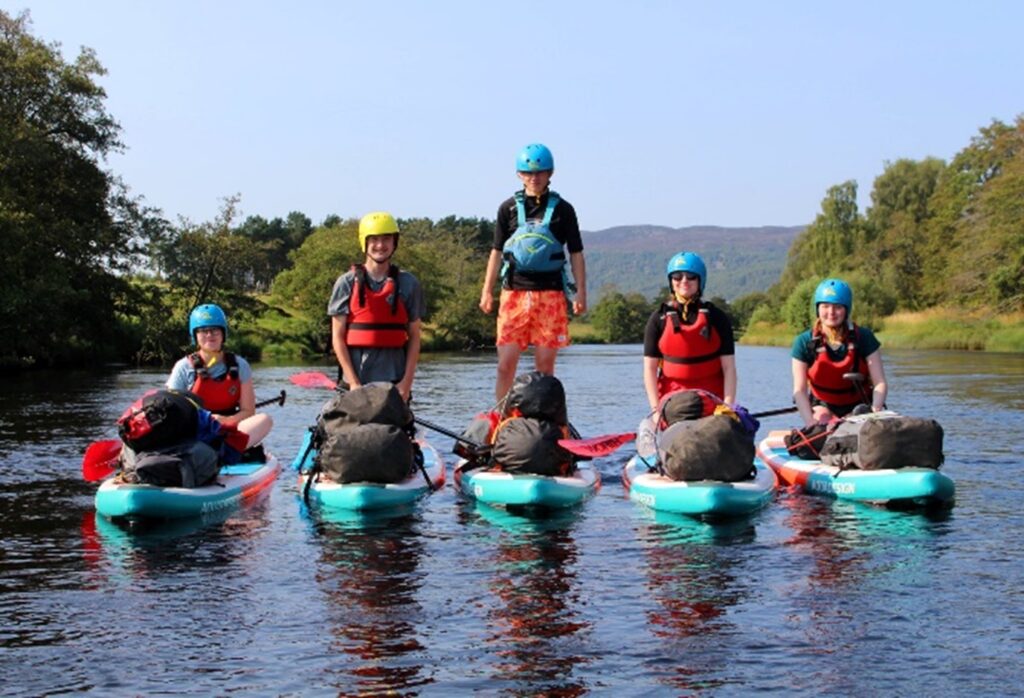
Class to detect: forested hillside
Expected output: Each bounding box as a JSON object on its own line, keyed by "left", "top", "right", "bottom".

{"left": 584, "top": 225, "right": 802, "bottom": 301}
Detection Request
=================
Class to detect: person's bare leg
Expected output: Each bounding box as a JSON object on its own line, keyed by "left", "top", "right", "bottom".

{"left": 237, "top": 413, "right": 273, "bottom": 447}
{"left": 496, "top": 344, "right": 523, "bottom": 402}
{"left": 533, "top": 346, "right": 558, "bottom": 375}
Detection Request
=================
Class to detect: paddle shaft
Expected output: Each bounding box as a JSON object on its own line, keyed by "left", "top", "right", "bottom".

{"left": 255, "top": 390, "right": 287, "bottom": 409}
{"left": 751, "top": 406, "right": 798, "bottom": 418}
{"left": 415, "top": 416, "right": 486, "bottom": 451}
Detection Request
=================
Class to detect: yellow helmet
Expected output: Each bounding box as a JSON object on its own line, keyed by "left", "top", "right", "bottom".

{"left": 358, "top": 211, "right": 400, "bottom": 252}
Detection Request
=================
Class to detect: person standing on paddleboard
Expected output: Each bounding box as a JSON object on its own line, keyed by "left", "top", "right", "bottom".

{"left": 791, "top": 278, "right": 888, "bottom": 426}
{"left": 166, "top": 303, "right": 273, "bottom": 450}
{"left": 479, "top": 143, "right": 587, "bottom": 402}
{"left": 642, "top": 251, "right": 737, "bottom": 411}
{"left": 328, "top": 211, "right": 425, "bottom": 402}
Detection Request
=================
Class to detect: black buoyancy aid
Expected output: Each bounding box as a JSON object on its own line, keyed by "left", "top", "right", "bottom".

{"left": 501, "top": 191, "right": 566, "bottom": 278}
{"left": 346, "top": 264, "right": 410, "bottom": 348}
{"left": 807, "top": 324, "right": 872, "bottom": 406}
{"left": 189, "top": 351, "right": 242, "bottom": 415}
{"left": 656, "top": 301, "right": 725, "bottom": 398}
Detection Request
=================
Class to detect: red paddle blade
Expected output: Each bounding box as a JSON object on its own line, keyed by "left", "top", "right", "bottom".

{"left": 558, "top": 431, "right": 636, "bottom": 457}
{"left": 82, "top": 439, "right": 122, "bottom": 482}
{"left": 289, "top": 371, "right": 337, "bottom": 390}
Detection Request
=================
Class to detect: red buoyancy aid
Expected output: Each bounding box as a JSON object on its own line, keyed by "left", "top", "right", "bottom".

{"left": 346, "top": 264, "right": 410, "bottom": 348}
{"left": 189, "top": 351, "right": 241, "bottom": 415}
{"left": 657, "top": 302, "right": 725, "bottom": 399}
{"left": 807, "top": 324, "right": 872, "bottom": 406}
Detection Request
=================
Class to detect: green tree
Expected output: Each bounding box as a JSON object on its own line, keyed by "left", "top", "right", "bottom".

{"left": 590, "top": 291, "right": 653, "bottom": 343}
{"left": 866, "top": 158, "right": 945, "bottom": 234}
{"left": 132, "top": 197, "right": 268, "bottom": 363}
{"left": 729, "top": 291, "right": 768, "bottom": 336}
{"left": 861, "top": 158, "right": 945, "bottom": 309}
{"left": 234, "top": 210, "right": 313, "bottom": 291}
{"left": 0, "top": 11, "right": 164, "bottom": 367}
{"left": 271, "top": 218, "right": 361, "bottom": 349}
{"left": 921, "top": 118, "right": 1022, "bottom": 305}
{"left": 779, "top": 181, "right": 865, "bottom": 294}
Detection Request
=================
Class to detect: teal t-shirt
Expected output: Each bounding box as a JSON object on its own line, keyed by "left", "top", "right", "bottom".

{"left": 791, "top": 326, "right": 881, "bottom": 364}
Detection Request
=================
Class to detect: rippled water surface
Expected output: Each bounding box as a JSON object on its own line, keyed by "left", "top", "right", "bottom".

{"left": 2, "top": 345, "right": 1022, "bottom": 696}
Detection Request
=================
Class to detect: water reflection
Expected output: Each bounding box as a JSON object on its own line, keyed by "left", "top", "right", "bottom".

{"left": 86, "top": 497, "right": 275, "bottom": 583}
{"left": 777, "top": 492, "right": 953, "bottom": 695}
{"left": 782, "top": 495, "right": 951, "bottom": 592}
{"left": 305, "top": 504, "right": 433, "bottom": 696}
{"left": 633, "top": 511, "right": 756, "bottom": 693}
{"left": 462, "top": 503, "right": 590, "bottom": 697}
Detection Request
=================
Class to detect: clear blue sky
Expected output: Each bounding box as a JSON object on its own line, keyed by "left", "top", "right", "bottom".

{"left": 7, "top": 1, "right": 1023, "bottom": 230}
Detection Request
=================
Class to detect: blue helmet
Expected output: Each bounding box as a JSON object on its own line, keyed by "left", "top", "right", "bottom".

{"left": 516, "top": 143, "right": 554, "bottom": 172}
{"left": 666, "top": 251, "right": 707, "bottom": 294}
{"left": 189, "top": 303, "right": 228, "bottom": 342}
{"left": 813, "top": 278, "right": 853, "bottom": 316}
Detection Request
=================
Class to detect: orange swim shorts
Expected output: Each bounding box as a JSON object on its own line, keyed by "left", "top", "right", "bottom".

{"left": 496, "top": 289, "right": 570, "bottom": 350}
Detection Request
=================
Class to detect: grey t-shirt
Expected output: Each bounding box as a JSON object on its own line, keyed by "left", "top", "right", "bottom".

{"left": 327, "top": 266, "right": 425, "bottom": 384}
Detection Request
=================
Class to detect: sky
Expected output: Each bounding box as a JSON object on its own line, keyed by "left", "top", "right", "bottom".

{"left": 5, "top": 1, "right": 1023, "bottom": 231}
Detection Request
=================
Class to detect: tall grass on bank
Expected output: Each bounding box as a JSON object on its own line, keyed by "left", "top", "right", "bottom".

{"left": 736, "top": 322, "right": 795, "bottom": 348}
{"left": 740, "top": 309, "right": 1024, "bottom": 353}
{"left": 880, "top": 309, "right": 1024, "bottom": 352}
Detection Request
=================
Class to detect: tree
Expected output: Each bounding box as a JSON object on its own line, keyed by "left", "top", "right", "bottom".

{"left": 590, "top": 291, "right": 653, "bottom": 343}
{"left": 234, "top": 210, "right": 313, "bottom": 291}
{"left": 0, "top": 11, "right": 163, "bottom": 367}
{"left": 727, "top": 292, "right": 767, "bottom": 337}
{"left": 921, "top": 118, "right": 1024, "bottom": 306}
{"left": 779, "top": 181, "right": 865, "bottom": 294}
{"left": 866, "top": 158, "right": 945, "bottom": 234}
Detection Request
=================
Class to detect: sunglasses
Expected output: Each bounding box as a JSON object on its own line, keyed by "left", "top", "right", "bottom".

{"left": 669, "top": 272, "right": 700, "bottom": 282}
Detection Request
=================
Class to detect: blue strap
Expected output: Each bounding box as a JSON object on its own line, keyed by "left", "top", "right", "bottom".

{"left": 514, "top": 191, "right": 526, "bottom": 227}
{"left": 541, "top": 191, "right": 560, "bottom": 226}
{"left": 514, "top": 190, "right": 560, "bottom": 227}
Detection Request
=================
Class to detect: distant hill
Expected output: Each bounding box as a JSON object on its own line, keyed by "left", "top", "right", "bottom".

{"left": 582, "top": 224, "right": 804, "bottom": 302}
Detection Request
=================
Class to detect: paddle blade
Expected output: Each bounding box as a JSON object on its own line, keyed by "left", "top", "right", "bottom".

{"left": 558, "top": 431, "right": 636, "bottom": 458}
{"left": 82, "top": 439, "right": 122, "bottom": 482}
{"left": 289, "top": 371, "right": 337, "bottom": 390}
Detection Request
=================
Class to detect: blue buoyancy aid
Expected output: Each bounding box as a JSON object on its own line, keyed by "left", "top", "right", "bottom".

{"left": 501, "top": 191, "right": 566, "bottom": 277}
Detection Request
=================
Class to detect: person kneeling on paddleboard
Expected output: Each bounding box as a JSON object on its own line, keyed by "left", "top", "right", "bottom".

{"left": 642, "top": 251, "right": 737, "bottom": 412}
{"left": 791, "top": 279, "right": 888, "bottom": 427}
{"left": 166, "top": 303, "right": 273, "bottom": 453}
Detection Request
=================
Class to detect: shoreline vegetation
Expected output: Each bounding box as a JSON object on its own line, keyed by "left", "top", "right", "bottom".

{"left": 739, "top": 308, "right": 1024, "bottom": 353}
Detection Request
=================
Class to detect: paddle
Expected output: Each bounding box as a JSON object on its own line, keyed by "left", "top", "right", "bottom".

{"left": 82, "top": 439, "right": 123, "bottom": 482}
{"left": 557, "top": 405, "right": 800, "bottom": 458}
{"left": 81, "top": 390, "right": 289, "bottom": 482}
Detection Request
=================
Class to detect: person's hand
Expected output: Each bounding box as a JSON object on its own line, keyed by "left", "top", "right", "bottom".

{"left": 572, "top": 295, "right": 587, "bottom": 315}
{"left": 397, "top": 379, "right": 412, "bottom": 403}
{"left": 479, "top": 292, "right": 493, "bottom": 314}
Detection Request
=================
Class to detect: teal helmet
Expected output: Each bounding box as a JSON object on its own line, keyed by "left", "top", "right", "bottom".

{"left": 189, "top": 303, "right": 228, "bottom": 342}
{"left": 813, "top": 278, "right": 853, "bottom": 316}
{"left": 516, "top": 143, "right": 554, "bottom": 172}
{"left": 666, "top": 251, "right": 707, "bottom": 294}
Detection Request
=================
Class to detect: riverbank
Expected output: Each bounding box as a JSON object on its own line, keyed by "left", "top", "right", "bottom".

{"left": 740, "top": 307, "right": 1024, "bottom": 352}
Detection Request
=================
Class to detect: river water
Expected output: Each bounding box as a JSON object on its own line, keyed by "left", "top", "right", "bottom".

{"left": 1, "top": 345, "right": 1022, "bottom": 696}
